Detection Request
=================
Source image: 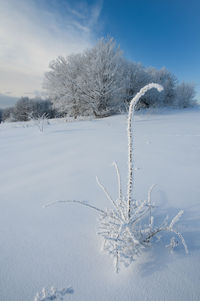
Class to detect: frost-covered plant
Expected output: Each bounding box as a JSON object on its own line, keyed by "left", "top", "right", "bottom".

{"left": 29, "top": 112, "right": 49, "bottom": 132}
{"left": 46, "top": 83, "right": 188, "bottom": 272}
{"left": 34, "top": 285, "right": 73, "bottom": 301}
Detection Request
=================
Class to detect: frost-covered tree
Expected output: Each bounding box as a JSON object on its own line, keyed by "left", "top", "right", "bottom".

{"left": 122, "top": 61, "right": 150, "bottom": 110}
{"left": 2, "top": 107, "right": 15, "bottom": 122}
{"left": 174, "top": 82, "right": 196, "bottom": 108}
{"left": 32, "top": 98, "right": 54, "bottom": 118}
{"left": 139, "top": 67, "right": 177, "bottom": 108}
{"left": 43, "top": 54, "right": 84, "bottom": 117}
{"left": 13, "top": 97, "right": 54, "bottom": 121}
{"left": 79, "top": 37, "right": 125, "bottom": 116}
{"left": 14, "top": 97, "right": 31, "bottom": 121}
{"left": 122, "top": 65, "right": 179, "bottom": 111}
{"left": 44, "top": 38, "right": 125, "bottom": 117}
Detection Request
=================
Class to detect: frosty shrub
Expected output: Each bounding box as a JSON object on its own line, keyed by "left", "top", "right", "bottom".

{"left": 174, "top": 82, "right": 196, "bottom": 108}
{"left": 34, "top": 285, "right": 74, "bottom": 301}
{"left": 46, "top": 83, "right": 188, "bottom": 272}
{"left": 29, "top": 113, "right": 49, "bottom": 132}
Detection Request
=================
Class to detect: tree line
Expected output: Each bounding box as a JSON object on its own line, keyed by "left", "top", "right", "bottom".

{"left": 43, "top": 37, "right": 196, "bottom": 118}
{"left": 0, "top": 37, "right": 196, "bottom": 123}
{"left": 0, "top": 97, "right": 56, "bottom": 123}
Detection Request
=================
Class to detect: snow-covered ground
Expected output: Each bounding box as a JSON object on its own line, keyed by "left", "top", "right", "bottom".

{"left": 0, "top": 108, "right": 200, "bottom": 301}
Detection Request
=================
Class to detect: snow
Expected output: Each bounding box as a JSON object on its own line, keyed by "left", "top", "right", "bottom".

{"left": 0, "top": 108, "right": 200, "bottom": 300}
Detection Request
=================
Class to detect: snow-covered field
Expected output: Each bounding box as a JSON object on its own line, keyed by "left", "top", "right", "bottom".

{"left": 0, "top": 108, "right": 200, "bottom": 301}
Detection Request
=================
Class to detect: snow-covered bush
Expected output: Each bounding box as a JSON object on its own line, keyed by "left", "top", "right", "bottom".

{"left": 29, "top": 113, "right": 49, "bottom": 132}
{"left": 144, "top": 67, "right": 177, "bottom": 107}
{"left": 46, "top": 83, "right": 188, "bottom": 272}
{"left": 174, "top": 82, "right": 196, "bottom": 108}
{"left": 34, "top": 285, "right": 73, "bottom": 301}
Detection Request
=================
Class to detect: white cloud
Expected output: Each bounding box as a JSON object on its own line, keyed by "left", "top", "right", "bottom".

{"left": 0, "top": 0, "right": 102, "bottom": 97}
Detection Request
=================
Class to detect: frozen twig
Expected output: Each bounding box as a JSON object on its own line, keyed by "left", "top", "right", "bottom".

{"left": 44, "top": 199, "right": 106, "bottom": 214}
{"left": 112, "top": 161, "right": 122, "bottom": 202}
{"left": 96, "top": 176, "right": 118, "bottom": 211}
{"left": 147, "top": 184, "right": 156, "bottom": 226}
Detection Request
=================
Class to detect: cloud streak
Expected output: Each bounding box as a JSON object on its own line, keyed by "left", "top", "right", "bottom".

{"left": 0, "top": 0, "right": 102, "bottom": 97}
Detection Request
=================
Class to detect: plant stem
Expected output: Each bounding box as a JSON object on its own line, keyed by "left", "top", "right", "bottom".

{"left": 127, "top": 83, "right": 163, "bottom": 219}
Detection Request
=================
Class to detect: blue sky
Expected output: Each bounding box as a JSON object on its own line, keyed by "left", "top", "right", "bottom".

{"left": 0, "top": 0, "right": 199, "bottom": 100}
{"left": 100, "top": 0, "right": 200, "bottom": 93}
